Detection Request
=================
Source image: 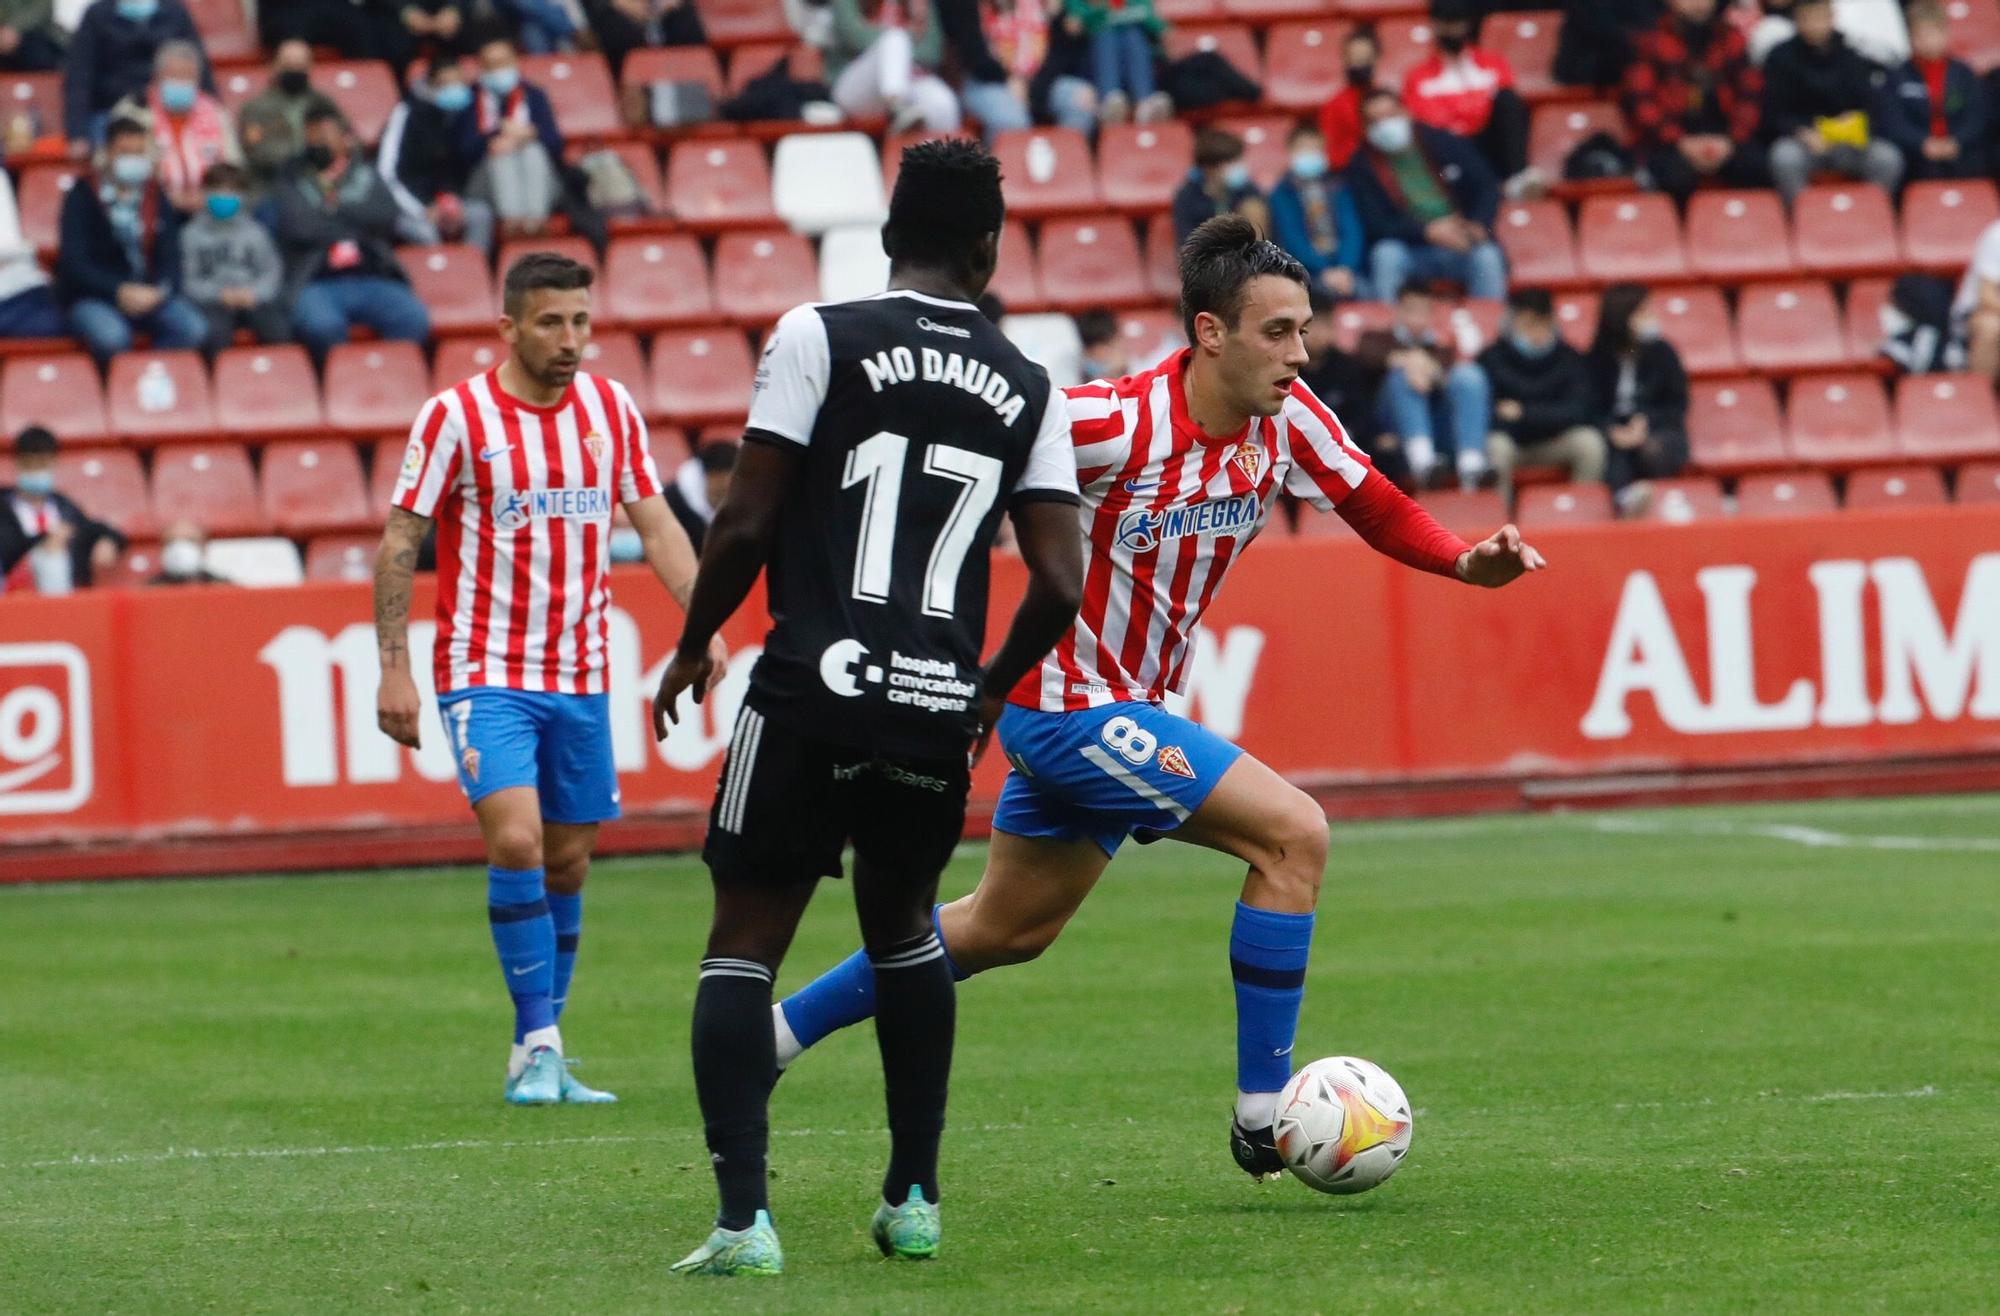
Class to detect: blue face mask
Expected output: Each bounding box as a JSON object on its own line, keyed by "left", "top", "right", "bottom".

{"left": 1291, "top": 151, "right": 1328, "bottom": 180}
{"left": 16, "top": 469, "right": 54, "bottom": 496}
{"left": 433, "top": 82, "right": 473, "bottom": 113}
{"left": 608, "top": 527, "right": 644, "bottom": 564}
{"left": 1510, "top": 330, "right": 1556, "bottom": 358}
{"left": 206, "top": 192, "right": 242, "bottom": 221}
{"left": 1223, "top": 162, "right": 1251, "bottom": 191}
{"left": 481, "top": 67, "right": 520, "bottom": 97}
{"left": 118, "top": 0, "right": 158, "bottom": 19}
{"left": 160, "top": 79, "right": 197, "bottom": 114}
{"left": 110, "top": 153, "right": 153, "bottom": 188}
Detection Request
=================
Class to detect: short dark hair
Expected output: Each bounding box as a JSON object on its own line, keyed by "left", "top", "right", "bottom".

{"left": 303, "top": 104, "right": 347, "bottom": 133}
{"left": 1362, "top": 87, "right": 1403, "bottom": 114}
{"left": 1508, "top": 287, "right": 1555, "bottom": 318}
{"left": 1178, "top": 215, "right": 1310, "bottom": 343}
{"left": 503, "top": 251, "right": 594, "bottom": 317}
{"left": 1074, "top": 307, "right": 1119, "bottom": 348}
{"left": 884, "top": 139, "right": 1005, "bottom": 281}
{"left": 1344, "top": 24, "right": 1380, "bottom": 53}
{"left": 1430, "top": 0, "right": 1479, "bottom": 24}
{"left": 15, "top": 425, "right": 57, "bottom": 457}
{"left": 1396, "top": 282, "right": 1435, "bottom": 303}
{"left": 1286, "top": 120, "right": 1322, "bottom": 148}
{"left": 1193, "top": 128, "right": 1245, "bottom": 169}
{"left": 202, "top": 161, "right": 246, "bottom": 190}
{"left": 105, "top": 116, "right": 149, "bottom": 147}
{"left": 695, "top": 440, "right": 738, "bottom": 475}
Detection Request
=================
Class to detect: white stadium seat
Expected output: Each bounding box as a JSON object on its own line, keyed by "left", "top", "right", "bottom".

{"left": 204, "top": 538, "right": 305, "bottom": 588}
{"left": 772, "top": 132, "right": 888, "bottom": 236}
{"left": 818, "top": 224, "right": 889, "bottom": 303}
{"left": 999, "top": 313, "right": 1084, "bottom": 390}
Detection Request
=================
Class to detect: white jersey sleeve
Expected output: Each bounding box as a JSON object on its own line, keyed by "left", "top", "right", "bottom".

{"left": 745, "top": 303, "right": 832, "bottom": 446}
{"left": 391, "top": 392, "right": 466, "bottom": 519}
{"left": 1011, "top": 384, "right": 1082, "bottom": 504}
{"left": 610, "top": 380, "right": 664, "bottom": 504}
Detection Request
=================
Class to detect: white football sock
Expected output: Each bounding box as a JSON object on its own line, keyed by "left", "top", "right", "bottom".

{"left": 1457, "top": 447, "right": 1488, "bottom": 485}
{"left": 507, "top": 1042, "right": 529, "bottom": 1081}
{"left": 1404, "top": 434, "right": 1437, "bottom": 477}
{"left": 522, "top": 1025, "right": 563, "bottom": 1057}
{"left": 772, "top": 1002, "right": 802, "bottom": 1070}
{"left": 1236, "top": 1089, "right": 1280, "bottom": 1130}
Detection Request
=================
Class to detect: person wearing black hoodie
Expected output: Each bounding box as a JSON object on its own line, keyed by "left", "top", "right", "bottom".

{"left": 1477, "top": 288, "right": 1606, "bottom": 502}
{"left": 1553, "top": 0, "right": 1662, "bottom": 90}
{"left": 378, "top": 58, "right": 495, "bottom": 253}
{"left": 1585, "top": 282, "right": 1689, "bottom": 513}
{"left": 1762, "top": 0, "right": 1901, "bottom": 204}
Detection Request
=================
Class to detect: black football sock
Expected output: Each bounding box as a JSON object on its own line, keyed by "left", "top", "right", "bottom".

{"left": 692, "top": 957, "right": 776, "bottom": 1230}
{"left": 869, "top": 931, "right": 955, "bottom": 1207}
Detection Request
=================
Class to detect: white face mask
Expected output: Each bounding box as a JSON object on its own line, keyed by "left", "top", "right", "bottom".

{"left": 161, "top": 538, "right": 204, "bottom": 578}
{"left": 1367, "top": 115, "right": 1414, "bottom": 154}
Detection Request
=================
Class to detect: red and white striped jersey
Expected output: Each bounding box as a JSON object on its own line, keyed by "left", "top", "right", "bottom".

{"left": 1012, "top": 349, "right": 1373, "bottom": 713}
{"left": 392, "top": 368, "right": 663, "bottom": 695}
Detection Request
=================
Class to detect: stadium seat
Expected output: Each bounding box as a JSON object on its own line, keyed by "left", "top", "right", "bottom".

{"left": 214, "top": 346, "right": 325, "bottom": 440}
{"left": 1117, "top": 307, "right": 1186, "bottom": 372}
{"left": 262, "top": 439, "right": 376, "bottom": 537}
{"left": 1485, "top": 9, "right": 1563, "bottom": 101}
{"left": 665, "top": 138, "right": 776, "bottom": 232}
{"left": 1528, "top": 102, "right": 1627, "bottom": 181}
{"left": 697, "top": 0, "right": 793, "bottom": 45}
{"left": 1162, "top": 25, "right": 1263, "bottom": 87}
{"left": 579, "top": 139, "right": 669, "bottom": 227}
{"left": 106, "top": 351, "right": 214, "bottom": 444}
{"left": 579, "top": 329, "right": 649, "bottom": 400}
{"left": 0, "top": 72, "right": 60, "bottom": 146}
{"left": 990, "top": 128, "right": 1099, "bottom": 218}
{"left": 217, "top": 62, "right": 399, "bottom": 143}
{"left": 1143, "top": 212, "right": 1180, "bottom": 303}
{"left": 403, "top": 244, "right": 497, "bottom": 336}
{"left": 649, "top": 327, "right": 755, "bottom": 427}
{"left": 1792, "top": 183, "right": 1900, "bottom": 278}
{"left": 621, "top": 45, "right": 725, "bottom": 100}
{"left": 1214, "top": 115, "right": 1293, "bottom": 190}
{"left": 2, "top": 353, "right": 108, "bottom": 445}
{"left": 1553, "top": 290, "right": 1600, "bottom": 349}
{"left": 367, "top": 436, "right": 407, "bottom": 508}
{"left": 1736, "top": 281, "right": 1845, "bottom": 375}
{"left": 1155, "top": 0, "right": 1222, "bottom": 18}
{"left": 304, "top": 534, "right": 381, "bottom": 583}
{"left": 432, "top": 340, "right": 504, "bottom": 393}
{"left": 1735, "top": 471, "right": 1837, "bottom": 518}
{"left": 1895, "top": 372, "right": 2000, "bottom": 461}
{"left": 1643, "top": 477, "right": 1728, "bottom": 524}
{"left": 1331, "top": 0, "right": 1419, "bottom": 13}
{"left": 1330, "top": 299, "right": 1394, "bottom": 351}
{"left": 1957, "top": 459, "right": 2000, "bottom": 504}
{"left": 1037, "top": 217, "right": 1149, "bottom": 310}
{"left": 55, "top": 448, "right": 155, "bottom": 538}
{"left": 1687, "top": 378, "right": 1787, "bottom": 473}
{"left": 1650, "top": 287, "right": 1738, "bottom": 377}
{"left": 1375, "top": 15, "right": 1438, "bottom": 87}
{"left": 819, "top": 223, "right": 889, "bottom": 303}
{"left": 1098, "top": 121, "right": 1197, "bottom": 215}
{"left": 325, "top": 343, "right": 431, "bottom": 437}
{"left": 1415, "top": 488, "right": 1507, "bottom": 540}
{"left": 773, "top": 131, "right": 889, "bottom": 235}
{"left": 151, "top": 443, "right": 266, "bottom": 537}
{"left": 100, "top": 542, "right": 162, "bottom": 589}
{"left": 16, "top": 162, "right": 82, "bottom": 258}
{"left": 522, "top": 54, "right": 622, "bottom": 140}
{"left": 498, "top": 235, "right": 598, "bottom": 278}
{"left": 1844, "top": 465, "right": 1948, "bottom": 512}
{"left": 1439, "top": 298, "right": 1505, "bottom": 355}
{"left": 1786, "top": 373, "right": 1896, "bottom": 468}
{"left": 600, "top": 234, "right": 713, "bottom": 330}
{"left": 185, "top": 0, "right": 258, "bottom": 63}
{"left": 1900, "top": 179, "right": 2000, "bottom": 274}
{"left": 1517, "top": 483, "right": 1614, "bottom": 525}
{"left": 647, "top": 426, "right": 693, "bottom": 475}
{"left": 1579, "top": 194, "right": 1687, "bottom": 283}
{"left": 1947, "top": 0, "right": 2000, "bottom": 67}
{"left": 1842, "top": 278, "right": 1892, "bottom": 368}
{"left": 1220, "top": 0, "right": 1327, "bottom": 17}
{"left": 714, "top": 230, "right": 817, "bottom": 327}
{"left": 1685, "top": 190, "right": 1793, "bottom": 282}
{"left": 1263, "top": 20, "right": 1355, "bottom": 111}
{"left": 1497, "top": 199, "right": 1581, "bottom": 289}
{"left": 205, "top": 536, "right": 305, "bottom": 586}
{"left": 990, "top": 218, "right": 1043, "bottom": 311}
{"left": 1000, "top": 313, "right": 1084, "bottom": 388}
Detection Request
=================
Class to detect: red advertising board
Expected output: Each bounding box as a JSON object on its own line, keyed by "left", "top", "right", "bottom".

{"left": 4, "top": 506, "right": 1998, "bottom": 878}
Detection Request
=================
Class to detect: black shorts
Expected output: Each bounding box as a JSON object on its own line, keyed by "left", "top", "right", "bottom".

{"left": 702, "top": 704, "right": 972, "bottom": 886}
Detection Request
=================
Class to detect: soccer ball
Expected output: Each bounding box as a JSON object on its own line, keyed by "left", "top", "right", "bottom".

{"left": 1273, "top": 1056, "right": 1413, "bottom": 1195}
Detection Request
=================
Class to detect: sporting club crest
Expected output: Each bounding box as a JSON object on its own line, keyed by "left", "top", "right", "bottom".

{"left": 1158, "top": 745, "right": 1196, "bottom": 779}
{"left": 1232, "top": 441, "right": 1264, "bottom": 484}
{"left": 460, "top": 744, "right": 482, "bottom": 784}
{"left": 584, "top": 430, "right": 609, "bottom": 465}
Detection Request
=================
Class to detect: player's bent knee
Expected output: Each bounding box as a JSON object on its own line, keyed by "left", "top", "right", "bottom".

{"left": 487, "top": 823, "right": 543, "bottom": 873}
{"left": 1267, "top": 791, "right": 1330, "bottom": 898}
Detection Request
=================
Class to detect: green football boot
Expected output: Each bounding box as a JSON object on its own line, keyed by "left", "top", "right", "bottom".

{"left": 870, "top": 1186, "right": 940, "bottom": 1260}
{"left": 670, "top": 1211, "right": 783, "bottom": 1277}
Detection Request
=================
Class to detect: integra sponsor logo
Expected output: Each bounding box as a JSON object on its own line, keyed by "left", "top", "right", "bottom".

{"left": 1115, "top": 491, "right": 1261, "bottom": 552}
{"left": 494, "top": 487, "right": 612, "bottom": 530}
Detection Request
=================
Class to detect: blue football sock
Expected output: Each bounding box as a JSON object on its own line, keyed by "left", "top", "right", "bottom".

{"left": 548, "top": 890, "right": 582, "bottom": 1021}
{"left": 488, "top": 866, "right": 556, "bottom": 1043}
{"left": 1229, "top": 901, "right": 1315, "bottom": 1098}
{"left": 778, "top": 905, "right": 969, "bottom": 1053}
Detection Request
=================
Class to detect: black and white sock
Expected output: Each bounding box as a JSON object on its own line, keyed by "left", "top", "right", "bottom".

{"left": 869, "top": 931, "right": 955, "bottom": 1207}
{"left": 692, "top": 957, "right": 776, "bottom": 1230}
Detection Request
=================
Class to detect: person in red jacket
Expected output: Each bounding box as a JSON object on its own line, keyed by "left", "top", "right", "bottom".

{"left": 1319, "top": 25, "right": 1379, "bottom": 170}
{"left": 1620, "top": 0, "right": 1768, "bottom": 205}
{"left": 1401, "top": 0, "right": 1541, "bottom": 198}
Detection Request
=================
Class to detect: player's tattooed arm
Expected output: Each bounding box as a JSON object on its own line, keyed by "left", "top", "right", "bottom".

{"left": 374, "top": 506, "right": 430, "bottom": 748}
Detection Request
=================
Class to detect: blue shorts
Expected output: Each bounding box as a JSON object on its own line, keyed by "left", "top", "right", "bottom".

{"left": 436, "top": 688, "right": 620, "bottom": 824}
{"left": 992, "top": 702, "right": 1244, "bottom": 857}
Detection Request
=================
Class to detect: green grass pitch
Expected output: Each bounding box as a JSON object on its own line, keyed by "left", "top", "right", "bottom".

{"left": 3, "top": 794, "right": 1997, "bottom": 1314}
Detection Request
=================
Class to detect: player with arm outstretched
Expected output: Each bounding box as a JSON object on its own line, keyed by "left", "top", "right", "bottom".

{"left": 373, "top": 251, "right": 724, "bottom": 1107}
{"left": 770, "top": 215, "right": 1547, "bottom": 1180}
{"left": 656, "top": 140, "right": 1084, "bottom": 1277}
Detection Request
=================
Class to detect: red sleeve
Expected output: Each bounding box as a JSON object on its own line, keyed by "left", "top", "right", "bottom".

{"left": 1333, "top": 468, "right": 1471, "bottom": 579}
{"left": 1321, "top": 89, "right": 1362, "bottom": 168}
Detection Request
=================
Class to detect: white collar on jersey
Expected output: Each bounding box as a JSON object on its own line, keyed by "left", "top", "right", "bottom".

{"left": 867, "top": 288, "right": 979, "bottom": 311}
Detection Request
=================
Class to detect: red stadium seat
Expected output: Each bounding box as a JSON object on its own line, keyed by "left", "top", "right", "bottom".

{"left": 1163, "top": 25, "right": 1263, "bottom": 87}
{"left": 1735, "top": 471, "right": 1837, "bottom": 518}
{"left": 1220, "top": 0, "right": 1328, "bottom": 17}
{"left": 106, "top": 351, "right": 214, "bottom": 444}
{"left": 1900, "top": 179, "right": 2000, "bottom": 274}
{"left": 649, "top": 327, "right": 755, "bottom": 427}
{"left": 1497, "top": 199, "right": 1581, "bottom": 289}
{"left": 1143, "top": 212, "right": 1180, "bottom": 303}
{"left": 304, "top": 534, "right": 381, "bottom": 583}
{"left": 1440, "top": 298, "right": 1505, "bottom": 355}
{"left": 217, "top": 62, "right": 400, "bottom": 144}
{"left": 522, "top": 54, "right": 623, "bottom": 140}
{"left": 1329, "top": 299, "right": 1394, "bottom": 352}
{"left": 1687, "top": 378, "right": 1787, "bottom": 473}
{"left": 185, "top": 0, "right": 258, "bottom": 63}
{"left": 1786, "top": 373, "right": 1896, "bottom": 468}
{"left": 1553, "top": 290, "right": 1600, "bottom": 349}
{"left": 1579, "top": 193, "right": 1686, "bottom": 283}
{"left": 1528, "top": 102, "right": 1627, "bottom": 180}
{"left": 16, "top": 163, "right": 83, "bottom": 258}
{"left": 1263, "top": 20, "right": 1355, "bottom": 111}
{"left": 1485, "top": 9, "right": 1564, "bottom": 101}
{"left": 1, "top": 353, "right": 108, "bottom": 446}
{"left": 1685, "top": 190, "right": 1793, "bottom": 282}
{"left": 0, "top": 72, "right": 60, "bottom": 141}
{"left": 1214, "top": 115, "right": 1293, "bottom": 190}
{"left": 55, "top": 449, "right": 155, "bottom": 538}
{"left": 1156, "top": 0, "right": 1222, "bottom": 19}
{"left": 1842, "top": 278, "right": 1892, "bottom": 368}
{"left": 214, "top": 346, "right": 325, "bottom": 440}
{"left": 990, "top": 128, "right": 1099, "bottom": 218}
{"left": 713, "top": 230, "right": 817, "bottom": 327}
{"left": 648, "top": 427, "right": 693, "bottom": 475}
{"left": 600, "top": 234, "right": 712, "bottom": 330}
{"left": 1947, "top": 0, "right": 2000, "bottom": 67}
{"left": 262, "top": 439, "right": 376, "bottom": 536}
{"left": 497, "top": 235, "right": 599, "bottom": 279}
{"left": 579, "top": 330, "right": 649, "bottom": 402}
{"left": 1337, "top": 0, "right": 1425, "bottom": 13}
{"left": 698, "top": 0, "right": 794, "bottom": 45}
{"left": 1375, "top": 16, "right": 1438, "bottom": 88}
{"left": 665, "top": 138, "right": 776, "bottom": 232}
{"left": 151, "top": 443, "right": 267, "bottom": 536}
{"left": 100, "top": 542, "right": 162, "bottom": 589}
{"left": 1736, "top": 281, "right": 1845, "bottom": 375}
{"left": 432, "top": 340, "right": 505, "bottom": 393}
{"left": 1037, "top": 216, "right": 1150, "bottom": 310}
{"left": 1845, "top": 465, "right": 1948, "bottom": 512}
{"left": 1792, "top": 183, "right": 1899, "bottom": 278}
{"left": 1643, "top": 477, "right": 1728, "bottom": 524}
{"left": 1895, "top": 372, "right": 2000, "bottom": 462}
{"left": 1417, "top": 488, "right": 1507, "bottom": 540}
{"left": 621, "top": 46, "right": 725, "bottom": 100}
{"left": 1098, "top": 121, "right": 1197, "bottom": 215}
{"left": 577, "top": 139, "right": 669, "bottom": 227}
{"left": 325, "top": 343, "right": 430, "bottom": 436}
{"left": 403, "top": 244, "right": 497, "bottom": 337}
{"left": 1517, "top": 483, "right": 1614, "bottom": 525}
{"left": 989, "top": 218, "right": 1043, "bottom": 312}
{"left": 1957, "top": 460, "right": 2000, "bottom": 504}
{"left": 1651, "top": 287, "right": 1738, "bottom": 377}
{"left": 367, "top": 436, "right": 407, "bottom": 508}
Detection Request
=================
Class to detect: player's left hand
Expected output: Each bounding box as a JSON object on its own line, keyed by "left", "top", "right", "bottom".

{"left": 652, "top": 645, "right": 717, "bottom": 740}
{"left": 1457, "top": 524, "right": 1547, "bottom": 589}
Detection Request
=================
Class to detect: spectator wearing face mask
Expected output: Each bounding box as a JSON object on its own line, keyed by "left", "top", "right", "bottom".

{"left": 380, "top": 59, "right": 496, "bottom": 252}
{"left": 0, "top": 0, "right": 68, "bottom": 72}
{"left": 1319, "top": 26, "right": 1380, "bottom": 170}
{"left": 1762, "top": 0, "right": 1902, "bottom": 204}
{"left": 1269, "top": 122, "right": 1369, "bottom": 302}
{"left": 1477, "top": 288, "right": 1608, "bottom": 502}
{"left": 664, "top": 440, "right": 738, "bottom": 554}
{"left": 238, "top": 41, "right": 344, "bottom": 196}
{"left": 1585, "top": 282, "right": 1688, "bottom": 513}
{"left": 1357, "top": 283, "right": 1491, "bottom": 489}
{"left": 1345, "top": 88, "right": 1506, "bottom": 303}
{"left": 180, "top": 162, "right": 288, "bottom": 352}
{"left": 0, "top": 427, "right": 125, "bottom": 595}
{"left": 147, "top": 518, "right": 229, "bottom": 584}
{"left": 57, "top": 115, "right": 205, "bottom": 364}
{"left": 1299, "top": 286, "right": 1396, "bottom": 485}
{"left": 115, "top": 39, "right": 239, "bottom": 214}
{"left": 1172, "top": 128, "right": 1267, "bottom": 247}
{"left": 1402, "top": 0, "right": 1540, "bottom": 199}
{"left": 63, "top": 0, "right": 210, "bottom": 160}
{"left": 457, "top": 38, "right": 569, "bottom": 240}
{"left": 1875, "top": 2, "right": 1988, "bottom": 184}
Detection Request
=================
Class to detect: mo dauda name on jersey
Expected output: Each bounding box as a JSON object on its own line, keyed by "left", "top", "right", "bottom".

{"left": 859, "top": 346, "right": 1028, "bottom": 428}
{"left": 819, "top": 639, "right": 980, "bottom": 715}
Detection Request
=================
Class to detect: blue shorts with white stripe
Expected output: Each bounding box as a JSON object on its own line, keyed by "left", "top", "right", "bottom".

{"left": 992, "top": 701, "right": 1243, "bottom": 858}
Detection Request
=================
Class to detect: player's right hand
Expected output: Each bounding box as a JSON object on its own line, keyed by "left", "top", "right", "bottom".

{"left": 652, "top": 647, "right": 715, "bottom": 740}
{"left": 377, "top": 670, "right": 423, "bottom": 748}
{"left": 969, "top": 690, "right": 1007, "bottom": 767}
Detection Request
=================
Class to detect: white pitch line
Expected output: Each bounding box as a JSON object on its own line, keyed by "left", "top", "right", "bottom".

{"left": 1609, "top": 1085, "right": 1941, "bottom": 1112}
{"left": 1587, "top": 816, "right": 2000, "bottom": 853}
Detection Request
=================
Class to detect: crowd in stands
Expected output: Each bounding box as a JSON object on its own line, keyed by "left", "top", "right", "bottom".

{"left": 4, "top": 0, "right": 2000, "bottom": 596}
